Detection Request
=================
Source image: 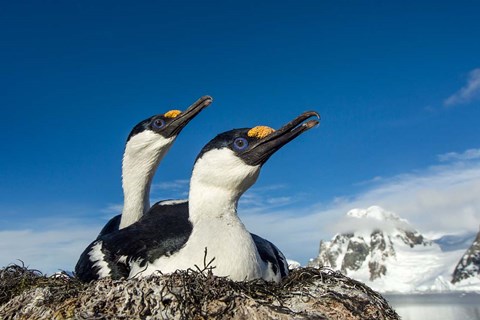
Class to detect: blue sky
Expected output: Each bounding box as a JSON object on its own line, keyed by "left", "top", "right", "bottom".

{"left": 1, "top": 1, "right": 480, "bottom": 273}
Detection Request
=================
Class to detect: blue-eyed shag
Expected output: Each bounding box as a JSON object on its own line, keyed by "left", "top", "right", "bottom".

{"left": 76, "top": 111, "right": 319, "bottom": 283}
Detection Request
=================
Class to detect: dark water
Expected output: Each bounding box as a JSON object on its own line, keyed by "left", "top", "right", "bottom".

{"left": 384, "top": 292, "right": 480, "bottom": 320}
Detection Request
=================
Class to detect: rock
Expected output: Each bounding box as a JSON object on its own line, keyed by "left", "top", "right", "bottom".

{"left": 451, "top": 226, "right": 480, "bottom": 284}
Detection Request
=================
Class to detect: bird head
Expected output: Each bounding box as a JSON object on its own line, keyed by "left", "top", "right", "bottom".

{"left": 191, "top": 111, "right": 320, "bottom": 195}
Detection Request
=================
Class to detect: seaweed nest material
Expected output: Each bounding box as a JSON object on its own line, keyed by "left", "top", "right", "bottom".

{"left": 0, "top": 263, "right": 399, "bottom": 320}
{"left": 0, "top": 262, "right": 85, "bottom": 307}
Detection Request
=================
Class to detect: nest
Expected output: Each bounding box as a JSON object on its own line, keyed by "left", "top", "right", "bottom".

{"left": 0, "top": 261, "right": 85, "bottom": 307}
{"left": 0, "top": 262, "right": 399, "bottom": 320}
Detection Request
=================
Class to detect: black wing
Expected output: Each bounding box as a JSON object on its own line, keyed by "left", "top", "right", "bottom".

{"left": 96, "top": 200, "right": 186, "bottom": 238}
{"left": 108, "top": 201, "right": 192, "bottom": 265}
{"left": 97, "top": 214, "right": 121, "bottom": 238}
{"left": 75, "top": 201, "right": 192, "bottom": 282}
{"left": 75, "top": 200, "right": 288, "bottom": 282}
{"left": 74, "top": 238, "right": 130, "bottom": 282}
{"left": 251, "top": 233, "right": 289, "bottom": 279}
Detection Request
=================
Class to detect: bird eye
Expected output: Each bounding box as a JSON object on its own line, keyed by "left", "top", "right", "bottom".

{"left": 233, "top": 137, "right": 249, "bottom": 151}
{"left": 152, "top": 118, "right": 166, "bottom": 129}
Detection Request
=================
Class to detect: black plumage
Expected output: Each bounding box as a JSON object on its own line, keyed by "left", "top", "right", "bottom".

{"left": 76, "top": 201, "right": 288, "bottom": 282}
{"left": 75, "top": 201, "right": 192, "bottom": 282}
{"left": 97, "top": 215, "right": 121, "bottom": 238}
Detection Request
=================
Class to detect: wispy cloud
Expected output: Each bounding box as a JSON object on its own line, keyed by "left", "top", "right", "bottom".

{"left": 152, "top": 179, "right": 189, "bottom": 191}
{"left": 100, "top": 203, "right": 123, "bottom": 214}
{"left": 239, "top": 184, "right": 299, "bottom": 214}
{"left": 444, "top": 68, "right": 480, "bottom": 107}
{"left": 438, "top": 148, "right": 480, "bottom": 162}
{"left": 0, "top": 218, "right": 101, "bottom": 274}
{"left": 242, "top": 150, "right": 480, "bottom": 264}
{"left": 151, "top": 179, "right": 190, "bottom": 200}
{"left": 100, "top": 180, "right": 192, "bottom": 216}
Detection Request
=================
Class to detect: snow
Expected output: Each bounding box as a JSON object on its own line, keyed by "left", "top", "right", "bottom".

{"left": 348, "top": 238, "right": 466, "bottom": 293}
{"left": 348, "top": 206, "right": 400, "bottom": 221}
{"left": 454, "top": 276, "right": 480, "bottom": 291}
{"left": 287, "top": 259, "right": 301, "bottom": 269}
{"left": 310, "top": 206, "right": 480, "bottom": 294}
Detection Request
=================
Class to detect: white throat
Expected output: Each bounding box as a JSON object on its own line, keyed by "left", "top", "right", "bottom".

{"left": 119, "top": 131, "right": 174, "bottom": 229}
{"left": 130, "top": 149, "right": 265, "bottom": 281}
{"left": 188, "top": 149, "right": 260, "bottom": 222}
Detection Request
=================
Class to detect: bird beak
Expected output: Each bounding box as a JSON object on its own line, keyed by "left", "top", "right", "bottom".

{"left": 163, "top": 95, "right": 213, "bottom": 137}
{"left": 243, "top": 111, "right": 320, "bottom": 166}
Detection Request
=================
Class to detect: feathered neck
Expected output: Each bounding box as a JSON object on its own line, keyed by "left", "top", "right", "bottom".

{"left": 119, "top": 132, "right": 174, "bottom": 229}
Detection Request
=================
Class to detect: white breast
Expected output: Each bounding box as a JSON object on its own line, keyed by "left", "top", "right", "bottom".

{"left": 129, "top": 218, "right": 265, "bottom": 281}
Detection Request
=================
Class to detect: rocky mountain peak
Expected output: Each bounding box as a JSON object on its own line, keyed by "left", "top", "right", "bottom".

{"left": 451, "top": 226, "right": 480, "bottom": 284}
{"left": 309, "top": 206, "right": 430, "bottom": 282}
{"left": 309, "top": 207, "right": 480, "bottom": 293}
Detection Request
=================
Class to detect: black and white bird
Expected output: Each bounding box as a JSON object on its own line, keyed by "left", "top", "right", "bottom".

{"left": 97, "top": 96, "right": 213, "bottom": 237}
{"left": 75, "top": 111, "right": 319, "bottom": 283}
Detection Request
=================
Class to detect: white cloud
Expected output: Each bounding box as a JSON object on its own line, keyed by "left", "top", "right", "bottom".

{"left": 0, "top": 218, "right": 101, "bottom": 274}
{"left": 438, "top": 148, "right": 480, "bottom": 162}
{"left": 152, "top": 179, "right": 189, "bottom": 191}
{"left": 148, "top": 179, "right": 190, "bottom": 202}
{"left": 444, "top": 68, "right": 480, "bottom": 106}
{"left": 266, "top": 196, "right": 292, "bottom": 205}
{"left": 151, "top": 179, "right": 190, "bottom": 201}
{"left": 241, "top": 153, "right": 480, "bottom": 265}
{"left": 101, "top": 203, "right": 123, "bottom": 214}
{"left": 239, "top": 184, "right": 298, "bottom": 213}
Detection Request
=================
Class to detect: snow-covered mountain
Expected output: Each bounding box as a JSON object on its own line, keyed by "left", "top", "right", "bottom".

{"left": 308, "top": 206, "right": 480, "bottom": 293}
{"left": 451, "top": 227, "right": 480, "bottom": 286}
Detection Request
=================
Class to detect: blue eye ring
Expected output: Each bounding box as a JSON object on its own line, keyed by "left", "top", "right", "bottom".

{"left": 233, "top": 137, "right": 249, "bottom": 151}
{"left": 152, "top": 118, "right": 166, "bottom": 130}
